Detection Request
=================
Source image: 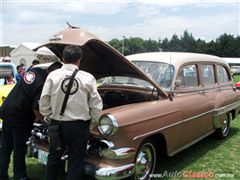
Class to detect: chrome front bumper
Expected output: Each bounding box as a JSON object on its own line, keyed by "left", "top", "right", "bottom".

{"left": 84, "top": 162, "right": 135, "bottom": 180}
{"left": 95, "top": 163, "right": 134, "bottom": 179}
{"left": 27, "top": 142, "right": 135, "bottom": 179}
{"left": 27, "top": 126, "right": 136, "bottom": 179}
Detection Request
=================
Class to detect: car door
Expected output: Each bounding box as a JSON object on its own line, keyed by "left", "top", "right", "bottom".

{"left": 205, "top": 64, "right": 238, "bottom": 131}
{"left": 175, "top": 64, "right": 212, "bottom": 147}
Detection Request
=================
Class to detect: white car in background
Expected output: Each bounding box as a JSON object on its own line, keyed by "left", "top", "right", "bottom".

{"left": 230, "top": 66, "right": 240, "bottom": 75}
{"left": 0, "top": 62, "right": 17, "bottom": 85}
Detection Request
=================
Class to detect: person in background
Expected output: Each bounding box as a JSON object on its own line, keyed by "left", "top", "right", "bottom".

{"left": 0, "top": 62, "right": 62, "bottom": 180}
{"left": 16, "top": 65, "right": 24, "bottom": 82}
{"left": 40, "top": 45, "right": 103, "bottom": 180}
{"left": 4, "top": 74, "right": 15, "bottom": 85}
{"left": 27, "top": 59, "right": 40, "bottom": 72}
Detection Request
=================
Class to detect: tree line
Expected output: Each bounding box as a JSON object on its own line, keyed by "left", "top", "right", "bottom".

{"left": 108, "top": 31, "right": 240, "bottom": 57}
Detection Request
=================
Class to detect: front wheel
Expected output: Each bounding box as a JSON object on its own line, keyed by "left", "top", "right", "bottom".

{"left": 215, "top": 113, "right": 230, "bottom": 139}
{"left": 134, "top": 140, "right": 157, "bottom": 180}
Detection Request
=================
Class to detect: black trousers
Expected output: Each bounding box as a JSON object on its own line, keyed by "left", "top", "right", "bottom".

{"left": 46, "top": 120, "right": 90, "bottom": 180}
{"left": 0, "top": 121, "right": 32, "bottom": 179}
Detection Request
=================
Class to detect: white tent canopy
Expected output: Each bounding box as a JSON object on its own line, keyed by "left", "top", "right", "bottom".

{"left": 222, "top": 58, "right": 240, "bottom": 65}
{"left": 10, "top": 42, "right": 55, "bottom": 67}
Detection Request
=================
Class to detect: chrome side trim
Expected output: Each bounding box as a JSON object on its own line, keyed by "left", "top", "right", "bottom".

{"left": 95, "top": 163, "right": 135, "bottom": 180}
{"left": 169, "top": 130, "right": 215, "bottom": 156}
{"left": 133, "top": 120, "right": 182, "bottom": 141}
{"left": 126, "top": 108, "right": 181, "bottom": 127}
{"left": 213, "top": 101, "right": 240, "bottom": 128}
{"left": 133, "top": 110, "right": 213, "bottom": 141}
{"left": 213, "top": 101, "right": 240, "bottom": 117}
{"left": 183, "top": 110, "right": 213, "bottom": 123}
{"left": 133, "top": 101, "right": 240, "bottom": 141}
{"left": 175, "top": 83, "right": 234, "bottom": 94}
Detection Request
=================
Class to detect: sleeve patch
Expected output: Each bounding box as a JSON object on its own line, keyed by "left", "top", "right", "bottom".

{"left": 23, "top": 72, "right": 36, "bottom": 84}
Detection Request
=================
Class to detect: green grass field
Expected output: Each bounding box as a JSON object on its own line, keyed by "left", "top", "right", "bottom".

{"left": 233, "top": 75, "right": 240, "bottom": 83}
{"left": 3, "top": 116, "right": 240, "bottom": 180}
{"left": 157, "top": 117, "right": 240, "bottom": 180}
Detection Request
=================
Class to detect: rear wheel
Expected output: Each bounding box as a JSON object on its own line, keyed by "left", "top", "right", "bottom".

{"left": 134, "top": 140, "right": 157, "bottom": 180}
{"left": 215, "top": 113, "right": 230, "bottom": 139}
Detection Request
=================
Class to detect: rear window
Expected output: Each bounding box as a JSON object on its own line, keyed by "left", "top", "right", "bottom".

{"left": 217, "top": 65, "right": 230, "bottom": 83}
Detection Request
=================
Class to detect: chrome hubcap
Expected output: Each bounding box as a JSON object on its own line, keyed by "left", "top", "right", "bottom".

{"left": 135, "top": 143, "right": 155, "bottom": 180}
{"left": 222, "top": 116, "right": 229, "bottom": 134}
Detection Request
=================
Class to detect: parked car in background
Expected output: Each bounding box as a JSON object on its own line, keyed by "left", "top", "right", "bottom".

{"left": 230, "top": 66, "right": 240, "bottom": 75}
{"left": 27, "top": 26, "right": 240, "bottom": 180}
{"left": 0, "top": 62, "right": 17, "bottom": 85}
{"left": 0, "top": 63, "right": 17, "bottom": 131}
{"left": 222, "top": 58, "right": 240, "bottom": 91}
{"left": 223, "top": 58, "right": 240, "bottom": 83}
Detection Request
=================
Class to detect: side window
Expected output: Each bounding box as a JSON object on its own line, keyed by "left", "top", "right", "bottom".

{"left": 178, "top": 65, "right": 198, "bottom": 87}
{"left": 201, "top": 65, "right": 215, "bottom": 85}
{"left": 217, "top": 65, "right": 230, "bottom": 83}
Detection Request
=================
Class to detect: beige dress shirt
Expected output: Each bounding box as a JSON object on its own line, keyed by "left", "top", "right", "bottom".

{"left": 40, "top": 64, "right": 103, "bottom": 126}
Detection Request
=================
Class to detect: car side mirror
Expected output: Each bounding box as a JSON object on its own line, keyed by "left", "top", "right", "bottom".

{"left": 175, "top": 79, "right": 182, "bottom": 89}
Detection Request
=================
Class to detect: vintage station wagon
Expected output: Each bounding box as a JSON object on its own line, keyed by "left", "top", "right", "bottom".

{"left": 27, "top": 26, "right": 240, "bottom": 180}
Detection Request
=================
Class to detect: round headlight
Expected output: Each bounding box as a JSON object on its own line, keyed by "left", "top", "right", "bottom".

{"left": 98, "top": 114, "right": 118, "bottom": 136}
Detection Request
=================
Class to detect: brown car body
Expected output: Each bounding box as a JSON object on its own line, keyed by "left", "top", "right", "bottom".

{"left": 27, "top": 26, "right": 240, "bottom": 180}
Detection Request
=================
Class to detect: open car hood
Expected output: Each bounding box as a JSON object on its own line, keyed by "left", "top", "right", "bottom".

{"left": 34, "top": 26, "right": 168, "bottom": 98}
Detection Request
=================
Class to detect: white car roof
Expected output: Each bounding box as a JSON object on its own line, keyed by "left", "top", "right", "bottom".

{"left": 0, "top": 62, "right": 16, "bottom": 66}
{"left": 126, "top": 52, "right": 227, "bottom": 69}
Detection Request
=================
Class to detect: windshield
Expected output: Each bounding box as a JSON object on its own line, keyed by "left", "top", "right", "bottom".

{"left": 132, "top": 61, "right": 175, "bottom": 90}
{"left": 97, "top": 76, "right": 153, "bottom": 89}
{"left": 0, "top": 66, "right": 14, "bottom": 79}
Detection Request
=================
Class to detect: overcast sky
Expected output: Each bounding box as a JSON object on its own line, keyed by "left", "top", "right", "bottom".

{"left": 1, "top": 0, "right": 239, "bottom": 46}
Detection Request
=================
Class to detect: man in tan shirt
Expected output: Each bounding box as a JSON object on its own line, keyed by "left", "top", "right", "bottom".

{"left": 40, "top": 45, "right": 102, "bottom": 179}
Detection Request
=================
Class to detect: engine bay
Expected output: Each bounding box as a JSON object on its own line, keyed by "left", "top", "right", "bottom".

{"left": 98, "top": 86, "right": 158, "bottom": 109}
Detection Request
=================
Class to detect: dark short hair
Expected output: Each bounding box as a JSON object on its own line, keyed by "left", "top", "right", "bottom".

{"left": 17, "top": 65, "right": 23, "bottom": 70}
{"left": 63, "top": 45, "right": 82, "bottom": 64}
{"left": 32, "top": 59, "right": 40, "bottom": 65}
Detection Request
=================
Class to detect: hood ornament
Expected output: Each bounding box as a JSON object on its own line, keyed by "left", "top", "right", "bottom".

{"left": 49, "top": 34, "right": 64, "bottom": 41}
{"left": 66, "top": 21, "right": 79, "bottom": 29}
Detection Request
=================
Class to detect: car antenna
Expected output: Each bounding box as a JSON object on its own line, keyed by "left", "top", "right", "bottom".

{"left": 66, "top": 22, "right": 79, "bottom": 29}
